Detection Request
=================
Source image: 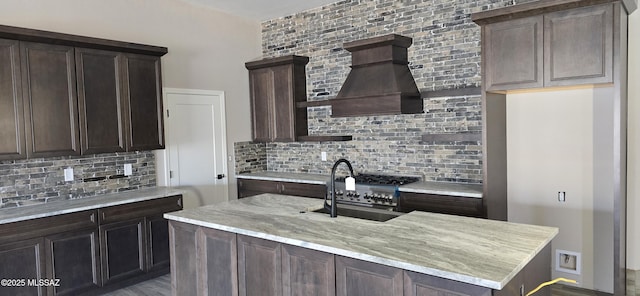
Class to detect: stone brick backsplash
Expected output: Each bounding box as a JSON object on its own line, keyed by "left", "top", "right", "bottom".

{"left": 234, "top": 141, "right": 268, "bottom": 174}
{"left": 0, "top": 151, "right": 156, "bottom": 209}
{"left": 247, "top": 0, "right": 531, "bottom": 184}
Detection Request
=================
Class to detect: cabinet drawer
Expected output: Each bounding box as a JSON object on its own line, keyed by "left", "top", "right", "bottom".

{"left": 0, "top": 210, "right": 98, "bottom": 244}
{"left": 98, "top": 195, "right": 182, "bottom": 224}
{"left": 398, "top": 192, "right": 483, "bottom": 218}
{"left": 280, "top": 182, "right": 326, "bottom": 199}
{"left": 238, "top": 179, "right": 281, "bottom": 198}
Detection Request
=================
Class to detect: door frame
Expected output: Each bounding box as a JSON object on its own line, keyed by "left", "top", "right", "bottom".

{"left": 156, "top": 88, "right": 229, "bottom": 198}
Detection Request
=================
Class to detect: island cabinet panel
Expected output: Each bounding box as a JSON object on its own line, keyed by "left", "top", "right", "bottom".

{"left": 122, "top": 53, "right": 164, "bottom": 151}
{"left": 238, "top": 178, "right": 327, "bottom": 199}
{"left": 168, "top": 221, "right": 199, "bottom": 296}
{"left": 404, "top": 271, "right": 491, "bottom": 296}
{"left": 282, "top": 244, "right": 335, "bottom": 296}
{"left": 99, "top": 218, "right": 146, "bottom": 285}
{"left": 0, "top": 38, "right": 25, "bottom": 160}
{"left": 20, "top": 42, "right": 80, "bottom": 158}
{"left": 544, "top": 4, "right": 613, "bottom": 86}
{"left": 75, "top": 48, "right": 127, "bottom": 155}
{"left": 237, "top": 235, "right": 283, "bottom": 296}
{"left": 44, "top": 229, "right": 101, "bottom": 296}
{"left": 484, "top": 15, "right": 544, "bottom": 91}
{"left": 336, "top": 256, "right": 403, "bottom": 296}
{"left": 198, "top": 227, "right": 238, "bottom": 296}
{"left": 397, "top": 192, "right": 484, "bottom": 218}
{"left": 0, "top": 238, "right": 45, "bottom": 296}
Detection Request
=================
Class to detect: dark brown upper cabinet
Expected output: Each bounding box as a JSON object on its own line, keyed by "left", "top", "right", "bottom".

{"left": 245, "top": 55, "right": 309, "bottom": 142}
{"left": 123, "top": 54, "right": 164, "bottom": 150}
{"left": 0, "top": 39, "right": 25, "bottom": 160}
{"left": 0, "top": 25, "right": 167, "bottom": 160}
{"left": 76, "top": 48, "right": 127, "bottom": 154}
{"left": 478, "top": 3, "right": 613, "bottom": 92}
{"left": 21, "top": 41, "right": 81, "bottom": 158}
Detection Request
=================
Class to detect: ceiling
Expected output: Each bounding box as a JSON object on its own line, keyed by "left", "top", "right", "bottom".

{"left": 180, "top": 0, "right": 340, "bottom": 21}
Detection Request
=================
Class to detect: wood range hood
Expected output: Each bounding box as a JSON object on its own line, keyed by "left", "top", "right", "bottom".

{"left": 331, "top": 34, "right": 423, "bottom": 117}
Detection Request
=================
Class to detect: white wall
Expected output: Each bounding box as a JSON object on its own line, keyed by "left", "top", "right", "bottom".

{"left": 628, "top": 10, "right": 640, "bottom": 271}
{"left": 507, "top": 88, "right": 615, "bottom": 292}
{"left": 0, "top": 0, "right": 262, "bottom": 199}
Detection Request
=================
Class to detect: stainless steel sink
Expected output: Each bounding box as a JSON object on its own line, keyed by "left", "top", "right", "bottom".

{"left": 311, "top": 204, "right": 404, "bottom": 222}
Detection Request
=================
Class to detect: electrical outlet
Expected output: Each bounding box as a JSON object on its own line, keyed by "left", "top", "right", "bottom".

{"left": 124, "top": 164, "right": 133, "bottom": 176}
{"left": 558, "top": 191, "right": 566, "bottom": 202}
{"left": 321, "top": 151, "right": 327, "bottom": 161}
{"left": 556, "top": 249, "right": 581, "bottom": 275}
{"left": 64, "top": 167, "right": 74, "bottom": 182}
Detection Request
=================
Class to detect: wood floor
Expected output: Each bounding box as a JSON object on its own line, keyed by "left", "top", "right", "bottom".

{"left": 102, "top": 274, "right": 637, "bottom": 296}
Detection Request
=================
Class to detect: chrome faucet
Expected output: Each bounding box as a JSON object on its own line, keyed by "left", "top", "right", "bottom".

{"left": 325, "top": 158, "right": 355, "bottom": 218}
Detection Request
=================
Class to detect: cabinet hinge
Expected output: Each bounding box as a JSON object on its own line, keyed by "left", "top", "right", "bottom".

{"left": 169, "top": 170, "right": 174, "bottom": 179}
{"left": 166, "top": 109, "right": 170, "bottom": 118}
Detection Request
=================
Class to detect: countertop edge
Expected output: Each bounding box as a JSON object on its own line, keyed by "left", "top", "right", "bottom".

{"left": 0, "top": 187, "right": 185, "bottom": 225}
{"left": 236, "top": 173, "right": 328, "bottom": 185}
{"left": 164, "top": 212, "right": 512, "bottom": 290}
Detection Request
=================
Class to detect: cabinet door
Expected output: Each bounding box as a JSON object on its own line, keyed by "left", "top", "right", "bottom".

{"left": 76, "top": 48, "right": 126, "bottom": 154}
{"left": 336, "top": 256, "right": 403, "bottom": 296}
{"left": 484, "top": 16, "right": 543, "bottom": 91}
{"left": 271, "top": 64, "right": 296, "bottom": 142}
{"left": 237, "top": 179, "right": 281, "bottom": 198}
{"left": 0, "top": 39, "right": 26, "bottom": 160}
{"left": 168, "top": 221, "right": 198, "bottom": 296}
{"left": 237, "top": 235, "right": 282, "bottom": 296}
{"left": 122, "top": 53, "right": 164, "bottom": 150}
{"left": 99, "top": 218, "right": 145, "bottom": 285}
{"left": 146, "top": 215, "right": 170, "bottom": 271}
{"left": 544, "top": 4, "right": 613, "bottom": 86}
{"left": 0, "top": 238, "right": 45, "bottom": 296}
{"left": 45, "top": 229, "right": 101, "bottom": 296}
{"left": 280, "top": 181, "right": 327, "bottom": 199}
{"left": 21, "top": 42, "right": 80, "bottom": 158}
{"left": 282, "top": 244, "right": 335, "bottom": 296}
{"left": 249, "top": 67, "right": 275, "bottom": 142}
{"left": 198, "top": 227, "right": 238, "bottom": 296}
{"left": 404, "top": 270, "right": 491, "bottom": 296}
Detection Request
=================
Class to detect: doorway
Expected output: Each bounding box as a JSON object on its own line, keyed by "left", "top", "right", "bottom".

{"left": 158, "top": 88, "right": 229, "bottom": 209}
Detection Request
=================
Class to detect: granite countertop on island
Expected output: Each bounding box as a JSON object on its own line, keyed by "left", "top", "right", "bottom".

{"left": 236, "top": 171, "right": 483, "bottom": 198}
{"left": 164, "top": 193, "right": 557, "bottom": 290}
{"left": 0, "top": 187, "right": 185, "bottom": 225}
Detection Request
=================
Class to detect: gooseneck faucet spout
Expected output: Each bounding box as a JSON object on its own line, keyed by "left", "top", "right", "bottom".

{"left": 325, "top": 158, "right": 355, "bottom": 218}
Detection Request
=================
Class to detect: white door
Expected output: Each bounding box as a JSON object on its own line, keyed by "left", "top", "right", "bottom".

{"left": 162, "top": 88, "right": 228, "bottom": 209}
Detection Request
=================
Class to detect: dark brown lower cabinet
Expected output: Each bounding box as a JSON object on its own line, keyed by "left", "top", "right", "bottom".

{"left": 398, "top": 192, "right": 484, "bottom": 218}
{"left": 282, "top": 244, "right": 335, "bottom": 296}
{"left": 0, "top": 238, "right": 45, "bottom": 296}
{"left": 168, "top": 220, "right": 199, "bottom": 296}
{"left": 45, "top": 229, "right": 100, "bottom": 296}
{"left": 146, "top": 215, "right": 171, "bottom": 272}
{"left": 99, "top": 218, "right": 146, "bottom": 285}
{"left": 237, "top": 178, "right": 327, "bottom": 199}
{"left": 336, "top": 256, "right": 403, "bottom": 296}
{"left": 198, "top": 227, "right": 238, "bottom": 296}
{"left": 238, "top": 235, "right": 283, "bottom": 296}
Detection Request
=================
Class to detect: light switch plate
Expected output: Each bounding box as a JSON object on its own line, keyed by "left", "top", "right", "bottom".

{"left": 64, "top": 168, "right": 74, "bottom": 182}
{"left": 124, "top": 164, "right": 133, "bottom": 176}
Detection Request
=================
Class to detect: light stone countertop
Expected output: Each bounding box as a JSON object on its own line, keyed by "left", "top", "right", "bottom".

{"left": 236, "top": 171, "right": 329, "bottom": 185}
{"left": 0, "top": 187, "right": 185, "bottom": 225}
{"left": 237, "top": 171, "right": 483, "bottom": 198}
{"left": 398, "top": 180, "right": 483, "bottom": 198}
{"left": 164, "top": 193, "right": 557, "bottom": 290}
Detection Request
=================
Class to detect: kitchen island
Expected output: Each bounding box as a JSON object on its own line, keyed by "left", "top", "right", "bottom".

{"left": 164, "top": 194, "right": 557, "bottom": 296}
